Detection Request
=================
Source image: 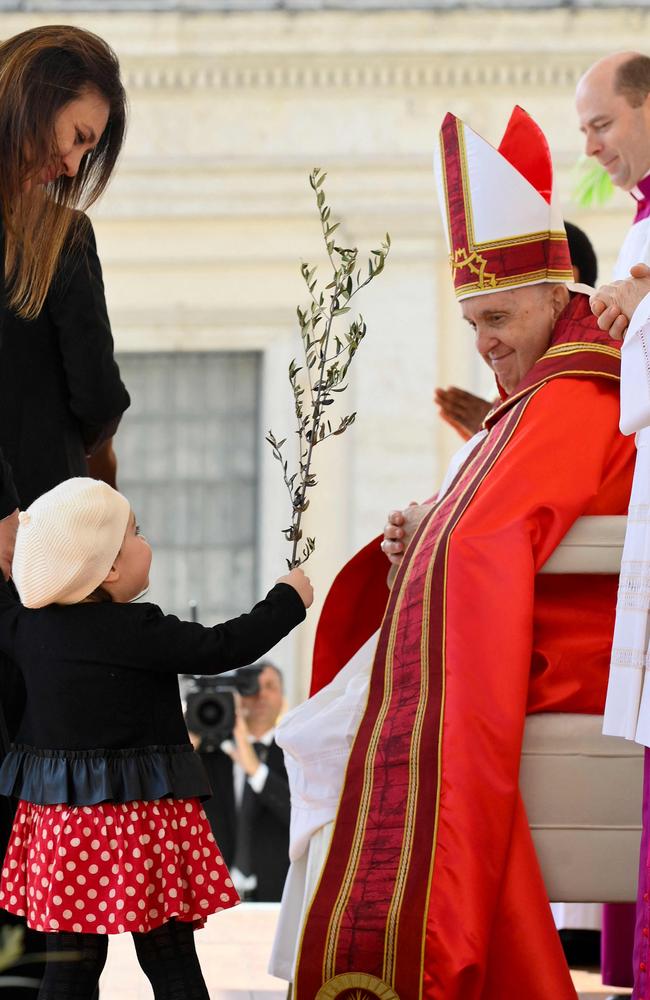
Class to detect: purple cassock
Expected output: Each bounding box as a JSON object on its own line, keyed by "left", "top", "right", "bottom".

{"left": 633, "top": 174, "right": 650, "bottom": 224}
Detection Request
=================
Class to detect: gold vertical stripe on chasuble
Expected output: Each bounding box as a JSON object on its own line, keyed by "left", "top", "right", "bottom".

{"left": 383, "top": 416, "right": 510, "bottom": 986}
{"left": 416, "top": 388, "right": 545, "bottom": 998}
{"left": 322, "top": 587, "right": 399, "bottom": 980}
{"left": 323, "top": 499, "right": 443, "bottom": 980}
{"left": 381, "top": 537, "right": 436, "bottom": 985}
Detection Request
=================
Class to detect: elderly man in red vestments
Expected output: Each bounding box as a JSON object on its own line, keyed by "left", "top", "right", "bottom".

{"left": 285, "top": 108, "right": 636, "bottom": 1000}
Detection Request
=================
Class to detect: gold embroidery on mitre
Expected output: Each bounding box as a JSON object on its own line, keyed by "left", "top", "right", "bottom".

{"left": 450, "top": 247, "right": 496, "bottom": 289}
{"left": 315, "top": 972, "right": 400, "bottom": 1000}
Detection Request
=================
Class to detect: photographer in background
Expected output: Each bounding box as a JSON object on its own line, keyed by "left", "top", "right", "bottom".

{"left": 191, "top": 662, "right": 291, "bottom": 901}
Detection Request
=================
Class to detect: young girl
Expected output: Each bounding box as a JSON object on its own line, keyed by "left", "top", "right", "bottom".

{"left": 0, "top": 477, "right": 312, "bottom": 999}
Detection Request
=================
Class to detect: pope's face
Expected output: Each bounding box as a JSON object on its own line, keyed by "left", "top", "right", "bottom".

{"left": 576, "top": 74, "right": 650, "bottom": 191}
{"left": 461, "top": 285, "right": 564, "bottom": 395}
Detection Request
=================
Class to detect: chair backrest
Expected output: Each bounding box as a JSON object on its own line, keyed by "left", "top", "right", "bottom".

{"left": 521, "top": 713, "right": 643, "bottom": 902}
{"left": 539, "top": 515, "right": 627, "bottom": 575}
{"left": 521, "top": 515, "right": 642, "bottom": 903}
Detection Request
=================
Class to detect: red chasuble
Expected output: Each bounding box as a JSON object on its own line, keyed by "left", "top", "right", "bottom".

{"left": 296, "top": 294, "right": 635, "bottom": 1000}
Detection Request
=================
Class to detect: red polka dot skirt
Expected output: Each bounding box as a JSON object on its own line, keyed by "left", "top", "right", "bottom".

{"left": 0, "top": 798, "right": 239, "bottom": 934}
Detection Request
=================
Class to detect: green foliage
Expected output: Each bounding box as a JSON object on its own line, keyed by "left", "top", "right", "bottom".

{"left": 0, "top": 926, "right": 39, "bottom": 990}
{"left": 0, "top": 926, "right": 24, "bottom": 975}
{"left": 571, "top": 156, "right": 615, "bottom": 208}
{"left": 267, "top": 168, "right": 390, "bottom": 568}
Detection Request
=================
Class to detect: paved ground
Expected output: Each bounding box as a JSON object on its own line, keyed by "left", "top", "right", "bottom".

{"left": 99, "top": 903, "right": 286, "bottom": 1000}
{"left": 97, "top": 903, "right": 631, "bottom": 999}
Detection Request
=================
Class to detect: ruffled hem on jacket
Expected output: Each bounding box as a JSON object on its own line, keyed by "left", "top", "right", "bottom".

{"left": 0, "top": 743, "right": 212, "bottom": 806}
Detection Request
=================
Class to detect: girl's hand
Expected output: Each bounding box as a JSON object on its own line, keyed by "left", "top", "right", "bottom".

{"left": 277, "top": 567, "right": 314, "bottom": 608}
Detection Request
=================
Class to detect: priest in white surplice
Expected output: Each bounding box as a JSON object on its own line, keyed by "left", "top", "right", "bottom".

{"left": 577, "top": 51, "right": 650, "bottom": 1000}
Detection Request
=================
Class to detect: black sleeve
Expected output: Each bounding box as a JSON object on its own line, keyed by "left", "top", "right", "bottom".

{"left": 0, "top": 578, "right": 20, "bottom": 661}
{"left": 0, "top": 455, "right": 18, "bottom": 520}
{"left": 0, "top": 218, "right": 19, "bottom": 517}
{"left": 47, "top": 215, "right": 130, "bottom": 455}
{"left": 132, "top": 583, "right": 306, "bottom": 675}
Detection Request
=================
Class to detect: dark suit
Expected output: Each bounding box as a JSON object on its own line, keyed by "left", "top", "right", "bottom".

{"left": 200, "top": 740, "right": 291, "bottom": 902}
{"left": 0, "top": 213, "right": 129, "bottom": 508}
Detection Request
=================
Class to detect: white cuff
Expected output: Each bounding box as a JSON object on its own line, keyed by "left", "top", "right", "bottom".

{"left": 247, "top": 762, "right": 269, "bottom": 794}
{"left": 629, "top": 290, "right": 650, "bottom": 338}
{"left": 620, "top": 291, "right": 650, "bottom": 435}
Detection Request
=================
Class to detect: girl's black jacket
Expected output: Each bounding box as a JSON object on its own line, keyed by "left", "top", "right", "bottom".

{"left": 0, "top": 581, "right": 305, "bottom": 806}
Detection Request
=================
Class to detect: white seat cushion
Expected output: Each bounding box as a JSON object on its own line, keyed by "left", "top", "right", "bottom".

{"left": 521, "top": 713, "right": 643, "bottom": 902}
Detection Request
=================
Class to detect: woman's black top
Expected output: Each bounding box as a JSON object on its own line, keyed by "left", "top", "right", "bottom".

{"left": 0, "top": 581, "right": 305, "bottom": 806}
{"left": 0, "top": 219, "right": 18, "bottom": 519}
{"left": 0, "top": 455, "right": 17, "bottom": 521}
{"left": 0, "top": 214, "right": 130, "bottom": 507}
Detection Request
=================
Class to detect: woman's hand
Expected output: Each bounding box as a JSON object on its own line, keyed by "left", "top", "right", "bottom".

{"left": 0, "top": 509, "right": 18, "bottom": 582}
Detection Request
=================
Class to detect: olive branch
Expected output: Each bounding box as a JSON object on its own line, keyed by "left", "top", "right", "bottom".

{"left": 267, "top": 168, "right": 390, "bottom": 569}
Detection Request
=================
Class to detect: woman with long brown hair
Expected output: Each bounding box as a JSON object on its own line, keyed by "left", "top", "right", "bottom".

{"left": 0, "top": 23, "right": 127, "bottom": 320}
{"left": 0, "top": 31, "right": 127, "bottom": 606}
{"left": 0, "top": 22, "right": 127, "bottom": 566}
{"left": 0, "top": 24, "right": 127, "bottom": 998}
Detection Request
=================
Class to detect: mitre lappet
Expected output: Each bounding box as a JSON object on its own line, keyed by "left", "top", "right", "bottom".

{"left": 433, "top": 105, "right": 573, "bottom": 300}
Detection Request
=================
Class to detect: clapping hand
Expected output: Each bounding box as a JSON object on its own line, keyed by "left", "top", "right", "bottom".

{"left": 434, "top": 386, "right": 492, "bottom": 439}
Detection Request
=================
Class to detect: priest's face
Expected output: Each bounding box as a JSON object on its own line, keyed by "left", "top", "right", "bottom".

{"left": 461, "top": 285, "right": 569, "bottom": 395}
{"left": 576, "top": 62, "right": 650, "bottom": 191}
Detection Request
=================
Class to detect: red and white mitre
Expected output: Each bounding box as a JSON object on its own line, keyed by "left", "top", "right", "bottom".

{"left": 434, "top": 106, "right": 573, "bottom": 300}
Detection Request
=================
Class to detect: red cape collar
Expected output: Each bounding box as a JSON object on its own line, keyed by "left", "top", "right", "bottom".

{"left": 485, "top": 293, "right": 621, "bottom": 430}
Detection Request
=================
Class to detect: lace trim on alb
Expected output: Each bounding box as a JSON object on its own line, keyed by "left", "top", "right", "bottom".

{"left": 610, "top": 648, "right": 646, "bottom": 671}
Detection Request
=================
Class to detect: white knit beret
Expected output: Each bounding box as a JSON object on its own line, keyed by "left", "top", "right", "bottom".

{"left": 12, "top": 478, "right": 131, "bottom": 608}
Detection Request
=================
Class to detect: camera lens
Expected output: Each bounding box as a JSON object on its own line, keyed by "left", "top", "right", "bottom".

{"left": 185, "top": 688, "right": 236, "bottom": 745}
{"left": 198, "top": 699, "right": 224, "bottom": 726}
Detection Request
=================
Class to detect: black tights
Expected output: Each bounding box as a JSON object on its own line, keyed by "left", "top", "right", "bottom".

{"left": 37, "top": 921, "right": 209, "bottom": 1000}
{"left": 132, "top": 920, "right": 209, "bottom": 1000}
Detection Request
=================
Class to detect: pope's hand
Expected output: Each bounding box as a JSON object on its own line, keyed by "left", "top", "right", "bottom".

{"left": 381, "top": 503, "right": 430, "bottom": 566}
{"left": 590, "top": 263, "right": 650, "bottom": 340}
